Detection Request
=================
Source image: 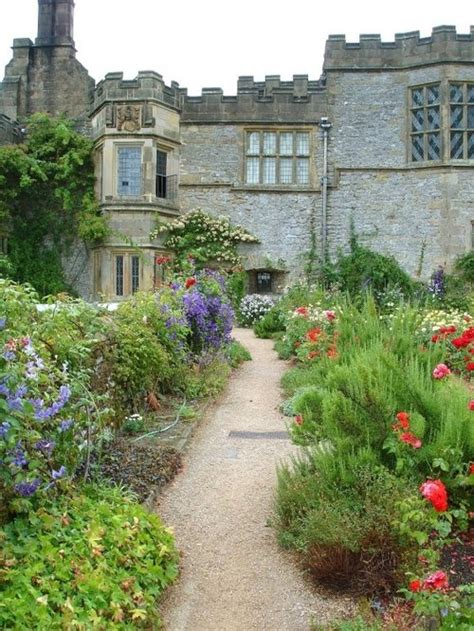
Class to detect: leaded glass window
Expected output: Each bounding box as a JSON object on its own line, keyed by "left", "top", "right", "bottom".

{"left": 115, "top": 256, "right": 124, "bottom": 296}
{"left": 449, "top": 83, "right": 474, "bottom": 160}
{"left": 117, "top": 147, "right": 142, "bottom": 196}
{"left": 245, "top": 130, "right": 310, "bottom": 185}
{"left": 131, "top": 256, "right": 140, "bottom": 293}
{"left": 256, "top": 271, "right": 272, "bottom": 293}
{"left": 410, "top": 84, "right": 441, "bottom": 162}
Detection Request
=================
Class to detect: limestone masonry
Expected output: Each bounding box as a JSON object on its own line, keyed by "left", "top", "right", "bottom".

{"left": 1, "top": 0, "right": 473, "bottom": 299}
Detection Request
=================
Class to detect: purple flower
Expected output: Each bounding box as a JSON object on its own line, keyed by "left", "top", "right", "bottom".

{"left": 3, "top": 351, "right": 16, "bottom": 361}
{"left": 51, "top": 465, "right": 67, "bottom": 480}
{"left": 15, "top": 478, "right": 41, "bottom": 497}
{"left": 59, "top": 418, "right": 74, "bottom": 432}
{"left": 7, "top": 396, "right": 23, "bottom": 412}
{"left": 35, "top": 439, "right": 55, "bottom": 455}
{"left": 0, "top": 382, "right": 10, "bottom": 396}
{"left": 0, "top": 317, "right": 6, "bottom": 330}
{"left": 0, "top": 422, "right": 10, "bottom": 438}
{"left": 12, "top": 446, "right": 28, "bottom": 468}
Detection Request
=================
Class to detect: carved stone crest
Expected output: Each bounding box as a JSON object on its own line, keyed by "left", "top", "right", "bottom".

{"left": 117, "top": 104, "right": 141, "bottom": 132}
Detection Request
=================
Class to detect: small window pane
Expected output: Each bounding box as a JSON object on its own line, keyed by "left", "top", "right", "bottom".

{"left": 468, "top": 132, "right": 474, "bottom": 159}
{"left": 451, "top": 105, "right": 464, "bottom": 129}
{"left": 262, "top": 158, "right": 276, "bottom": 184}
{"left": 411, "top": 110, "right": 424, "bottom": 132}
{"left": 468, "top": 106, "right": 474, "bottom": 129}
{"left": 263, "top": 132, "right": 276, "bottom": 155}
{"left": 279, "top": 158, "right": 293, "bottom": 183}
{"left": 296, "top": 133, "right": 310, "bottom": 155}
{"left": 450, "top": 84, "right": 463, "bottom": 103}
{"left": 246, "top": 157, "right": 260, "bottom": 184}
{"left": 427, "top": 85, "right": 439, "bottom": 105}
{"left": 115, "top": 256, "right": 124, "bottom": 296}
{"left": 131, "top": 256, "right": 140, "bottom": 293}
{"left": 427, "top": 107, "right": 440, "bottom": 130}
{"left": 412, "top": 88, "right": 424, "bottom": 107}
{"left": 280, "top": 133, "right": 293, "bottom": 155}
{"left": 117, "top": 147, "right": 142, "bottom": 196}
{"left": 427, "top": 133, "right": 441, "bottom": 161}
{"left": 411, "top": 135, "right": 424, "bottom": 162}
{"left": 296, "top": 158, "right": 309, "bottom": 184}
{"left": 450, "top": 132, "right": 463, "bottom": 159}
{"left": 468, "top": 85, "right": 474, "bottom": 104}
{"left": 256, "top": 271, "right": 272, "bottom": 293}
{"left": 247, "top": 132, "right": 260, "bottom": 155}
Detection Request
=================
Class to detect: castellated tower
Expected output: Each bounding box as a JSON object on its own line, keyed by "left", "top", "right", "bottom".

{"left": 0, "top": 0, "right": 94, "bottom": 121}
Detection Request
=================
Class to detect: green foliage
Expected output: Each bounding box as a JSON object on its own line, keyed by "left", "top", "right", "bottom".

{"left": 227, "top": 339, "right": 252, "bottom": 367}
{"left": 0, "top": 484, "right": 178, "bottom": 629}
{"left": 150, "top": 209, "right": 258, "bottom": 270}
{"left": 454, "top": 251, "right": 474, "bottom": 283}
{"left": 0, "top": 114, "right": 108, "bottom": 296}
{"left": 226, "top": 270, "right": 247, "bottom": 314}
{"left": 254, "top": 305, "right": 286, "bottom": 338}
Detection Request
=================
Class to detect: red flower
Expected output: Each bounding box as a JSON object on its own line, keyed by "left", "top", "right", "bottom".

{"left": 295, "top": 306, "right": 308, "bottom": 317}
{"left": 468, "top": 401, "right": 474, "bottom": 411}
{"left": 399, "top": 432, "right": 422, "bottom": 449}
{"left": 420, "top": 479, "right": 448, "bottom": 512}
{"left": 469, "top": 463, "right": 474, "bottom": 475}
{"left": 423, "top": 570, "right": 448, "bottom": 590}
{"left": 409, "top": 579, "right": 422, "bottom": 592}
{"left": 307, "top": 350, "right": 319, "bottom": 360}
{"left": 466, "top": 362, "right": 474, "bottom": 372}
{"left": 324, "top": 310, "right": 336, "bottom": 322}
{"left": 185, "top": 277, "right": 196, "bottom": 289}
{"left": 452, "top": 336, "right": 469, "bottom": 348}
{"left": 431, "top": 334, "right": 440, "bottom": 343}
{"left": 306, "top": 328, "right": 321, "bottom": 342}
{"left": 155, "top": 256, "right": 170, "bottom": 265}
{"left": 395, "top": 412, "right": 410, "bottom": 430}
{"left": 327, "top": 347, "right": 338, "bottom": 359}
{"left": 294, "top": 415, "right": 303, "bottom": 426}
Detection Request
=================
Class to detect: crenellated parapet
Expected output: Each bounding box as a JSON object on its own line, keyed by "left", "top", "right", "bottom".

{"left": 324, "top": 25, "right": 474, "bottom": 71}
{"left": 92, "top": 71, "right": 182, "bottom": 115}
{"left": 181, "top": 74, "right": 327, "bottom": 123}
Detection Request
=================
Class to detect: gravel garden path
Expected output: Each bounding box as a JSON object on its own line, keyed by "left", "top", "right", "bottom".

{"left": 157, "top": 328, "right": 354, "bottom": 630}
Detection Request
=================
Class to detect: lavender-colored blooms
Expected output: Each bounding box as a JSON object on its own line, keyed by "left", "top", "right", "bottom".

{"left": 51, "top": 465, "right": 66, "bottom": 480}
{"left": 12, "top": 447, "right": 28, "bottom": 468}
{"left": 0, "top": 317, "right": 6, "bottom": 330}
{"left": 32, "top": 384, "right": 71, "bottom": 420}
{"left": 3, "top": 351, "right": 16, "bottom": 361}
{"left": 7, "top": 396, "right": 23, "bottom": 412}
{"left": 0, "top": 382, "right": 10, "bottom": 396}
{"left": 0, "top": 422, "right": 10, "bottom": 437}
{"left": 59, "top": 418, "right": 74, "bottom": 432}
{"left": 429, "top": 266, "right": 445, "bottom": 298}
{"left": 15, "top": 385, "right": 28, "bottom": 398}
{"left": 35, "top": 439, "right": 55, "bottom": 455}
{"left": 15, "top": 478, "right": 41, "bottom": 496}
{"left": 183, "top": 286, "right": 234, "bottom": 355}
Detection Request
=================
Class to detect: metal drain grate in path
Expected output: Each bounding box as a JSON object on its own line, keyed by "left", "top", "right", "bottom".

{"left": 228, "top": 430, "right": 289, "bottom": 440}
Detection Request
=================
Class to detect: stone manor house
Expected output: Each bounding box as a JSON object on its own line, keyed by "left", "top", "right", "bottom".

{"left": 1, "top": 0, "right": 473, "bottom": 299}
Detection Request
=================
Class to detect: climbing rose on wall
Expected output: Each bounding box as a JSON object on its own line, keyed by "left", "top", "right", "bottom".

{"left": 419, "top": 479, "right": 448, "bottom": 512}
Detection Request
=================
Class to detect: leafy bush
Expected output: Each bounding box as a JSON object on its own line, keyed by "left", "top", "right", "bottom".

{"left": 454, "top": 251, "right": 474, "bottom": 283}
{"left": 239, "top": 294, "right": 274, "bottom": 326}
{"left": 227, "top": 340, "right": 252, "bottom": 367}
{"left": 0, "top": 484, "right": 178, "bottom": 629}
{"left": 254, "top": 305, "right": 286, "bottom": 338}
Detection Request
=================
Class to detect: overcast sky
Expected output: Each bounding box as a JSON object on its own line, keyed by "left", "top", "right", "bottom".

{"left": 0, "top": 0, "right": 472, "bottom": 95}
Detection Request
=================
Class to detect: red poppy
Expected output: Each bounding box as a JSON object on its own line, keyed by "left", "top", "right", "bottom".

{"left": 294, "top": 415, "right": 303, "bottom": 426}
{"left": 306, "top": 328, "right": 321, "bottom": 342}
{"left": 400, "top": 432, "right": 422, "bottom": 449}
{"left": 409, "top": 579, "right": 422, "bottom": 592}
{"left": 468, "top": 401, "right": 474, "bottom": 411}
{"left": 420, "top": 479, "right": 448, "bottom": 512}
{"left": 185, "top": 277, "right": 196, "bottom": 289}
{"left": 395, "top": 412, "right": 410, "bottom": 430}
{"left": 466, "top": 362, "right": 474, "bottom": 371}
{"left": 295, "top": 306, "right": 308, "bottom": 317}
{"left": 431, "top": 334, "right": 440, "bottom": 343}
{"left": 423, "top": 570, "right": 448, "bottom": 590}
{"left": 469, "top": 463, "right": 474, "bottom": 475}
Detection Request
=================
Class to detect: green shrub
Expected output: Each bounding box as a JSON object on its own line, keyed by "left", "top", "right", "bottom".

{"left": 0, "top": 484, "right": 178, "bottom": 629}
{"left": 254, "top": 305, "right": 286, "bottom": 338}
{"left": 227, "top": 339, "right": 252, "bottom": 367}
{"left": 454, "top": 251, "right": 474, "bottom": 283}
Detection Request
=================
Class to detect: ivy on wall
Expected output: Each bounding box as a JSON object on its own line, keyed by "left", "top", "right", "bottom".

{"left": 0, "top": 114, "right": 108, "bottom": 296}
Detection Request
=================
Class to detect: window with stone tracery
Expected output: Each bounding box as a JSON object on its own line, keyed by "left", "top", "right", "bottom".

{"left": 410, "top": 84, "right": 441, "bottom": 162}
{"left": 449, "top": 83, "right": 474, "bottom": 160}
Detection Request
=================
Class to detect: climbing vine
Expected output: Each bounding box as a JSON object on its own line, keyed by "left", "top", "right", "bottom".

{"left": 0, "top": 114, "right": 108, "bottom": 296}
{"left": 150, "top": 209, "right": 259, "bottom": 270}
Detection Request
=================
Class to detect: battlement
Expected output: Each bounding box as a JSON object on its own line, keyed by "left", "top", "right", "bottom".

{"left": 324, "top": 25, "right": 474, "bottom": 71}
{"left": 180, "top": 75, "right": 327, "bottom": 123}
{"left": 92, "top": 71, "right": 181, "bottom": 113}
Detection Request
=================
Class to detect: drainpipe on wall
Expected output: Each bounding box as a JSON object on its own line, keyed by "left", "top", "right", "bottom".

{"left": 320, "top": 117, "right": 332, "bottom": 263}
